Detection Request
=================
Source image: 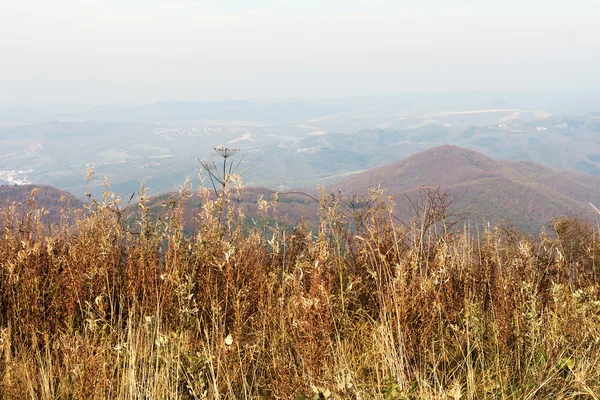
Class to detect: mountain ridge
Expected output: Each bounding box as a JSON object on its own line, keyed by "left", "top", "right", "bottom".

{"left": 0, "top": 184, "right": 84, "bottom": 223}
{"left": 332, "top": 145, "right": 600, "bottom": 232}
{"left": 2, "top": 146, "right": 598, "bottom": 233}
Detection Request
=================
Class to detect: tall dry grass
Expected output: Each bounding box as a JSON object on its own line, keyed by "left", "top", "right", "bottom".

{"left": 0, "top": 181, "right": 599, "bottom": 399}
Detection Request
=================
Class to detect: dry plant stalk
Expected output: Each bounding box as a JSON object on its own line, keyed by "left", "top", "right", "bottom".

{"left": 0, "top": 175, "right": 598, "bottom": 399}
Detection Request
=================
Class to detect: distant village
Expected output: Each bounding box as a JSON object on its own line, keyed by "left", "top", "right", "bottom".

{"left": 0, "top": 169, "right": 33, "bottom": 185}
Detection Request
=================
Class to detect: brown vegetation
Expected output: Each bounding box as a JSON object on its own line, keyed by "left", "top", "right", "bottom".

{"left": 0, "top": 184, "right": 84, "bottom": 224}
{"left": 0, "top": 172, "right": 599, "bottom": 399}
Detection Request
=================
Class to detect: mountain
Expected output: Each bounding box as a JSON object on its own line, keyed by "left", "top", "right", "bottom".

{"left": 332, "top": 145, "right": 600, "bottom": 232}
{"left": 0, "top": 184, "right": 84, "bottom": 223}
{"left": 2, "top": 146, "right": 599, "bottom": 234}
{"left": 132, "top": 146, "right": 600, "bottom": 234}
{"left": 124, "top": 186, "right": 315, "bottom": 232}
{"left": 4, "top": 97, "right": 600, "bottom": 199}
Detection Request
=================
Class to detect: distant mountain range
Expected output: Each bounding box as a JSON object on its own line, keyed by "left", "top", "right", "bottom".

{"left": 83, "top": 101, "right": 343, "bottom": 125}
{"left": 3, "top": 97, "right": 600, "bottom": 198}
{"left": 2, "top": 146, "right": 599, "bottom": 233}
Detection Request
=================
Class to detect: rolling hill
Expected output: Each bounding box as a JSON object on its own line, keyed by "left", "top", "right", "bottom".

{"left": 0, "top": 184, "right": 84, "bottom": 223}
{"left": 130, "top": 145, "right": 600, "bottom": 234}
{"left": 332, "top": 145, "right": 600, "bottom": 232}
{"left": 2, "top": 146, "right": 599, "bottom": 234}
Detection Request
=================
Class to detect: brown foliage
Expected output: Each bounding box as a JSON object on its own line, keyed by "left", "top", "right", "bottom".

{"left": 0, "top": 183, "right": 598, "bottom": 399}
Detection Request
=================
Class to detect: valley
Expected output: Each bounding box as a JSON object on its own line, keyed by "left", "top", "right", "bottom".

{"left": 1, "top": 93, "right": 600, "bottom": 206}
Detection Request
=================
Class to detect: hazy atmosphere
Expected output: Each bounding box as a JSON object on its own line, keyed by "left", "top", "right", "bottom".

{"left": 2, "top": 0, "right": 600, "bottom": 105}
{"left": 3, "top": 1, "right": 600, "bottom": 398}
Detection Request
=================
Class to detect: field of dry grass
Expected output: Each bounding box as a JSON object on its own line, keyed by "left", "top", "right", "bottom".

{"left": 0, "top": 177, "right": 599, "bottom": 399}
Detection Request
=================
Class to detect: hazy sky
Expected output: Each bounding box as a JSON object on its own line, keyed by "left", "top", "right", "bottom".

{"left": 1, "top": 0, "right": 599, "bottom": 105}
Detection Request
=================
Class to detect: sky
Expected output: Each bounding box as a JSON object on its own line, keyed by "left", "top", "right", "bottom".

{"left": 1, "top": 0, "right": 599, "bottom": 105}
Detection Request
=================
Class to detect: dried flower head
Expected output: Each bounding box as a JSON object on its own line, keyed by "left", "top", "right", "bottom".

{"left": 214, "top": 145, "right": 240, "bottom": 159}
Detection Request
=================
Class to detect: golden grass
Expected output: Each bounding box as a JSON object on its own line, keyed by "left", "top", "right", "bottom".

{"left": 0, "top": 182, "right": 599, "bottom": 399}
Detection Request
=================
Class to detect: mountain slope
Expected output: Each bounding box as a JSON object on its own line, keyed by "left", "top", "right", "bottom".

{"left": 0, "top": 184, "right": 84, "bottom": 223}
{"left": 131, "top": 146, "right": 600, "bottom": 234}
{"left": 332, "top": 145, "right": 600, "bottom": 232}
{"left": 3, "top": 146, "right": 598, "bottom": 234}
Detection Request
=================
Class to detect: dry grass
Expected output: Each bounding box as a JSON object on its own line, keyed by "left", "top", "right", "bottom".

{"left": 0, "top": 181, "right": 599, "bottom": 399}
